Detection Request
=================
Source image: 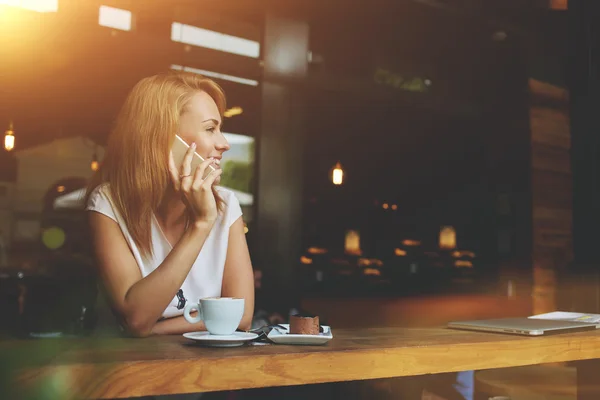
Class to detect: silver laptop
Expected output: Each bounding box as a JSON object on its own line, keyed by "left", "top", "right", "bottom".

{"left": 448, "top": 317, "right": 598, "bottom": 336}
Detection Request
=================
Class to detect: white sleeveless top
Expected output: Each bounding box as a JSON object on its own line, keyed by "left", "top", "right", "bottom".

{"left": 86, "top": 184, "right": 242, "bottom": 318}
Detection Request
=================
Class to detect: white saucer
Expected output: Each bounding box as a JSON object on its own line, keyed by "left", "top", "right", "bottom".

{"left": 267, "top": 324, "right": 333, "bottom": 345}
{"left": 183, "top": 331, "right": 258, "bottom": 347}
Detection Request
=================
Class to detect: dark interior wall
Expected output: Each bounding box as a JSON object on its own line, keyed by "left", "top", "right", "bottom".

{"left": 300, "top": 6, "right": 533, "bottom": 269}
{"left": 569, "top": 1, "right": 600, "bottom": 268}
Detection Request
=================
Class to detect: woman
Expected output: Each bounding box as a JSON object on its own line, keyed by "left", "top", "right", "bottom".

{"left": 85, "top": 71, "right": 254, "bottom": 337}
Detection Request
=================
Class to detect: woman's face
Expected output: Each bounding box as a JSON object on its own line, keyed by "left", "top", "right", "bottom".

{"left": 178, "top": 91, "right": 230, "bottom": 184}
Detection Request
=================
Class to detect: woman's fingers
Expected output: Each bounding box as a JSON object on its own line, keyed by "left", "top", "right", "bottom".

{"left": 168, "top": 152, "right": 181, "bottom": 191}
{"left": 201, "top": 168, "right": 222, "bottom": 189}
{"left": 180, "top": 172, "right": 193, "bottom": 193}
{"left": 181, "top": 142, "right": 196, "bottom": 178}
{"left": 179, "top": 143, "right": 196, "bottom": 193}
{"left": 191, "top": 158, "right": 217, "bottom": 191}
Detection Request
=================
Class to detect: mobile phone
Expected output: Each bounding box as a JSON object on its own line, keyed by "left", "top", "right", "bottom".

{"left": 171, "top": 135, "right": 216, "bottom": 180}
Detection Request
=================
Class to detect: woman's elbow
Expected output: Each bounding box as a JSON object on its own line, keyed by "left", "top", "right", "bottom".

{"left": 123, "top": 314, "right": 154, "bottom": 338}
{"left": 128, "top": 326, "right": 153, "bottom": 338}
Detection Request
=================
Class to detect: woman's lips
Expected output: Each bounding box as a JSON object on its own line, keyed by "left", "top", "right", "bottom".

{"left": 209, "top": 157, "right": 221, "bottom": 168}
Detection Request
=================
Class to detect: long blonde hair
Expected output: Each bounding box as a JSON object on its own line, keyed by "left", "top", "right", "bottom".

{"left": 86, "top": 71, "right": 226, "bottom": 258}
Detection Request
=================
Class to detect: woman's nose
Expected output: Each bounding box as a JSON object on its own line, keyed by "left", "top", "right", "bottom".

{"left": 217, "top": 135, "right": 230, "bottom": 151}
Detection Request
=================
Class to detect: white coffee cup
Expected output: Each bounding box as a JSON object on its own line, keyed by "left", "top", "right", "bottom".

{"left": 184, "top": 297, "right": 244, "bottom": 336}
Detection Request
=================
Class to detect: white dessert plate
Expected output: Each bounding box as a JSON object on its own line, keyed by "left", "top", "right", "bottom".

{"left": 183, "top": 331, "right": 258, "bottom": 347}
{"left": 267, "top": 324, "right": 333, "bottom": 345}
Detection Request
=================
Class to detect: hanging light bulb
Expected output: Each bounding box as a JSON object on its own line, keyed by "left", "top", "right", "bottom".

{"left": 331, "top": 161, "right": 344, "bottom": 185}
{"left": 91, "top": 149, "right": 99, "bottom": 171}
{"left": 4, "top": 121, "right": 15, "bottom": 151}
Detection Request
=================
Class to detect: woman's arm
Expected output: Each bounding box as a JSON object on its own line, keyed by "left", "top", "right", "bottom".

{"left": 148, "top": 216, "right": 255, "bottom": 335}
{"left": 151, "top": 313, "right": 206, "bottom": 335}
{"left": 89, "top": 212, "right": 213, "bottom": 337}
{"left": 221, "top": 217, "right": 255, "bottom": 331}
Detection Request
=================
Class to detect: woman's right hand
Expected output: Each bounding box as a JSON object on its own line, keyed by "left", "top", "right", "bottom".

{"left": 168, "top": 142, "right": 223, "bottom": 226}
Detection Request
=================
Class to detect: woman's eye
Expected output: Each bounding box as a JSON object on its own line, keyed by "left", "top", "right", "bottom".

{"left": 207, "top": 127, "right": 216, "bottom": 133}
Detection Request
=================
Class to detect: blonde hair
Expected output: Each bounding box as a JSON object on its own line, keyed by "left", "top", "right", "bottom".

{"left": 86, "top": 71, "right": 226, "bottom": 258}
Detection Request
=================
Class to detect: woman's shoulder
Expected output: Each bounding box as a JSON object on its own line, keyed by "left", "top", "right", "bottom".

{"left": 216, "top": 187, "right": 243, "bottom": 227}
{"left": 86, "top": 183, "right": 118, "bottom": 222}
{"left": 87, "top": 183, "right": 113, "bottom": 205}
{"left": 215, "top": 186, "right": 235, "bottom": 200}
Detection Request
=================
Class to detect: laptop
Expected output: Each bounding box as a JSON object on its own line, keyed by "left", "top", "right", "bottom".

{"left": 447, "top": 317, "right": 599, "bottom": 336}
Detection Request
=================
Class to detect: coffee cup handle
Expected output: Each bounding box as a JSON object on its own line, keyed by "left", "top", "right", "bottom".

{"left": 184, "top": 302, "right": 203, "bottom": 324}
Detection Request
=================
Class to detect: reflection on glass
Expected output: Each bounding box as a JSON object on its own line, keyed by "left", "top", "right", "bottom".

{"left": 171, "top": 23, "right": 260, "bottom": 58}
{"left": 171, "top": 64, "right": 259, "bottom": 86}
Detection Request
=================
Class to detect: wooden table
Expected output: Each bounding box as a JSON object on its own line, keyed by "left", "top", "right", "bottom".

{"left": 8, "top": 327, "right": 600, "bottom": 399}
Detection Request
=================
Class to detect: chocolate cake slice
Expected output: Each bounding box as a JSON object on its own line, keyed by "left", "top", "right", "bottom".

{"left": 289, "top": 314, "right": 320, "bottom": 335}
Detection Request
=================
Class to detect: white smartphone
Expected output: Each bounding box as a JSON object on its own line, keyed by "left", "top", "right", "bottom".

{"left": 171, "top": 135, "right": 216, "bottom": 180}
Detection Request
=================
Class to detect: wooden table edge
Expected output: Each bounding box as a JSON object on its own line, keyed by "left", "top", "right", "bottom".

{"left": 16, "top": 332, "right": 600, "bottom": 399}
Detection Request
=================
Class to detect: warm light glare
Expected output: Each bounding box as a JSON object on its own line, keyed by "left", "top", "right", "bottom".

{"left": 344, "top": 230, "right": 361, "bottom": 255}
{"left": 391, "top": 204, "right": 398, "bottom": 210}
{"left": 300, "top": 255, "right": 313, "bottom": 265}
{"left": 454, "top": 260, "right": 473, "bottom": 268}
{"left": 332, "top": 162, "right": 344, "bottom": 185}
{"left": 452, "top": 250, "right": 476, "bottom": 258}
{"left": 439, "top": 226, "right": 457, "bottom": 250}
{"left": 243, "top": 224, "right": 248, "bottom": 234}
{"left": 307, "top": 247, "right": 328, "bottom": 255}
{"left": 394, "top": 248, "right": 407, "bottom": 256}
{"left": 382, "top": 203, "right": 389, "bottom": 210}
{"left": 358, "top": 258, "right": 383, "bottom": 267}
{"left": 223, "top": 106, "right": 243, "bottom": 118}
{"left": 0, "top": 0, "right": 58, "bottom": 12}
{"left": 363, "top": 268, "right": 381, "bottom": 276}
{"left": 56, "top": 185, "right": 65, "bottom": 193}
{"left": 402, "top": 239, "right": 421, "bottom": 247}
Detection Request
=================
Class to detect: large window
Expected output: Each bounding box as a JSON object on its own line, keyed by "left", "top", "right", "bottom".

{"left": 221, "top": 133, "right": 255, "bottom": 210}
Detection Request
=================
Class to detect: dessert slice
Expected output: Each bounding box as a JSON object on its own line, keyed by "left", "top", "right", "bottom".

{"left": 289, "top": 315, "right": 320, "bottom": 335}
